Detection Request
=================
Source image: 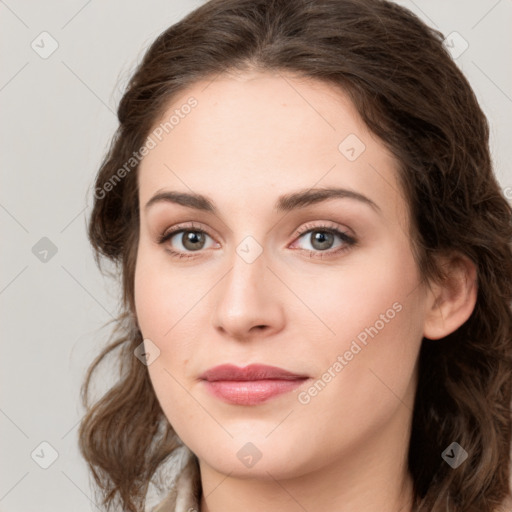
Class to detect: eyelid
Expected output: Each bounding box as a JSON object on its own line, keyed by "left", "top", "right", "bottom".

{"left": 157, "top": 221, "right": 215, "bottom": 243}
{"left": 289, "top": 220, "right": 354, "bottom": 243}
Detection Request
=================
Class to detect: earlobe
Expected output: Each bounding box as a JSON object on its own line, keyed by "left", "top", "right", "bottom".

{"left": 423, "top": 253, "right": 478, "bottom": 340}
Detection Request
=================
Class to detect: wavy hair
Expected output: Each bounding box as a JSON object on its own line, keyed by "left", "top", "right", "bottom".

{"left": 79, "top": 0, "right": 512, "bottom": 510}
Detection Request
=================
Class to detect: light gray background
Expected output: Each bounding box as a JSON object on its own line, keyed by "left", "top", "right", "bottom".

{"left": 1, "top": 1, "right": 511, "bottom": 511}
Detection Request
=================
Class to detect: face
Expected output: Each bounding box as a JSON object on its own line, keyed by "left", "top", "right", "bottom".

{"left": 134, "top": 70, "right": 429, "bottom": 480}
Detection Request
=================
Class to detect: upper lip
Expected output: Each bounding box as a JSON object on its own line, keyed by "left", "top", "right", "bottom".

{"left": 199, "top": 364, "right": 308, "bottom": 382}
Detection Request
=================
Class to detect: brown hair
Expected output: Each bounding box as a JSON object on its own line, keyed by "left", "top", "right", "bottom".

{"left": 80, "top": 0, "right": 512, "bottom": 510}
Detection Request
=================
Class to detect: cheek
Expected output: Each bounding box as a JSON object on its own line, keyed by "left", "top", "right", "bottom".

{"left": 297, "top": 240, "right": 424, "bottom": 407}
{"left": 302, "top": 239, "right": 421, "bottom": 349}
{"left": 133, "top": 248, "right": 207, "bottom": 381}
{"left": 134, "top": 264, "right": 158, "bottom": 337}
{"left": 133, "top": 254, "right": 201, "bottom": 440}
{"left": 134, "top": 244, "right": 200, "bottom": 338}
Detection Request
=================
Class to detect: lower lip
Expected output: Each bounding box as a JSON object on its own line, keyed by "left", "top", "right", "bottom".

{"left": 203, "top": 379, "right": 308, "bottom": 405}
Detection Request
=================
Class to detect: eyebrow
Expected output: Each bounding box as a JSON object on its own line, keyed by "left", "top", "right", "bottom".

{"left": 144, "top": 187, "right": 381, "bottom": 215}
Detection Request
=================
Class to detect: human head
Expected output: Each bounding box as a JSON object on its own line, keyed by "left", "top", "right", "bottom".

{"left": 80, "top": 1, "right": 512, "bottom": 511}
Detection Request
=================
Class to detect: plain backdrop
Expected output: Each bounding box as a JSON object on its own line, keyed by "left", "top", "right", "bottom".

{"left": 1, "top": 1, "right": 511, "bottom": 511}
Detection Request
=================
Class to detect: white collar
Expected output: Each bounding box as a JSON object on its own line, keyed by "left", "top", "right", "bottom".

{"left": 150, "top": 446, "right": 201, "bottom": 512}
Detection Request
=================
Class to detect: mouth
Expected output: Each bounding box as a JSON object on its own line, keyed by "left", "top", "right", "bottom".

{"left": 199, "top": 363, "right": 310, "bottom": 405}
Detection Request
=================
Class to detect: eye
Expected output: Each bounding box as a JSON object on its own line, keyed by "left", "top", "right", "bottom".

{"left": 290, "top": 222, "right": 356, "bottom": 258}
{"left": 157, "top": 222, "right": 217, "bottom": 259}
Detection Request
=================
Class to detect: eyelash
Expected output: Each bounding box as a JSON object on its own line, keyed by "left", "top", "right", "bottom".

{"left": 156, "top": 221, "right": 357, "bottom": 260}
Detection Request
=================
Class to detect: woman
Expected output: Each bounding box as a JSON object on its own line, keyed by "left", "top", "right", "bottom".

{"left": 80, "top": 0, "right": 512, "bottom": 511}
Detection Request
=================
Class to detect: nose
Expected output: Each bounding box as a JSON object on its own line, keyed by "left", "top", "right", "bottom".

{"left": 212, "top": 248, "right": 286, "bottom": 341}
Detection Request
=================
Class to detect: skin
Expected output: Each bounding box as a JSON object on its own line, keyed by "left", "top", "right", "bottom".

{"left": 134, "top": 70, "right": 477, "bottom": 512}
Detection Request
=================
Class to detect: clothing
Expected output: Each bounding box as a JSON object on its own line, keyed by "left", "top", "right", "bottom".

{"left": 151, "top": 446, "right": 201, "bottom": 512}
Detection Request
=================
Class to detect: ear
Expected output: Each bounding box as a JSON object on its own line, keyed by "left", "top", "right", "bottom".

{"left": 423, "top": 252, "right": 478, "bottom": 340}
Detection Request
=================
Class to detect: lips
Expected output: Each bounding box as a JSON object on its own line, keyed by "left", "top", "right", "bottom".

{"left": 199, "top": 363, "right": 308, "bottom": 381}
{"left": 199, "top": 364, "right": 309, "bottom": 405}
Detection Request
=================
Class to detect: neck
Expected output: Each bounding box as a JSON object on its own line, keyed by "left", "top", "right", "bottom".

{"left": 200, "top": 466, "right": 414, "bottom": 512}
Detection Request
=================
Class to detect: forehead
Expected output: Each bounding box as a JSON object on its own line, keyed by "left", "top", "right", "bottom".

{"left": 137, "top": 71, "right": 404, "bottom": 223}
